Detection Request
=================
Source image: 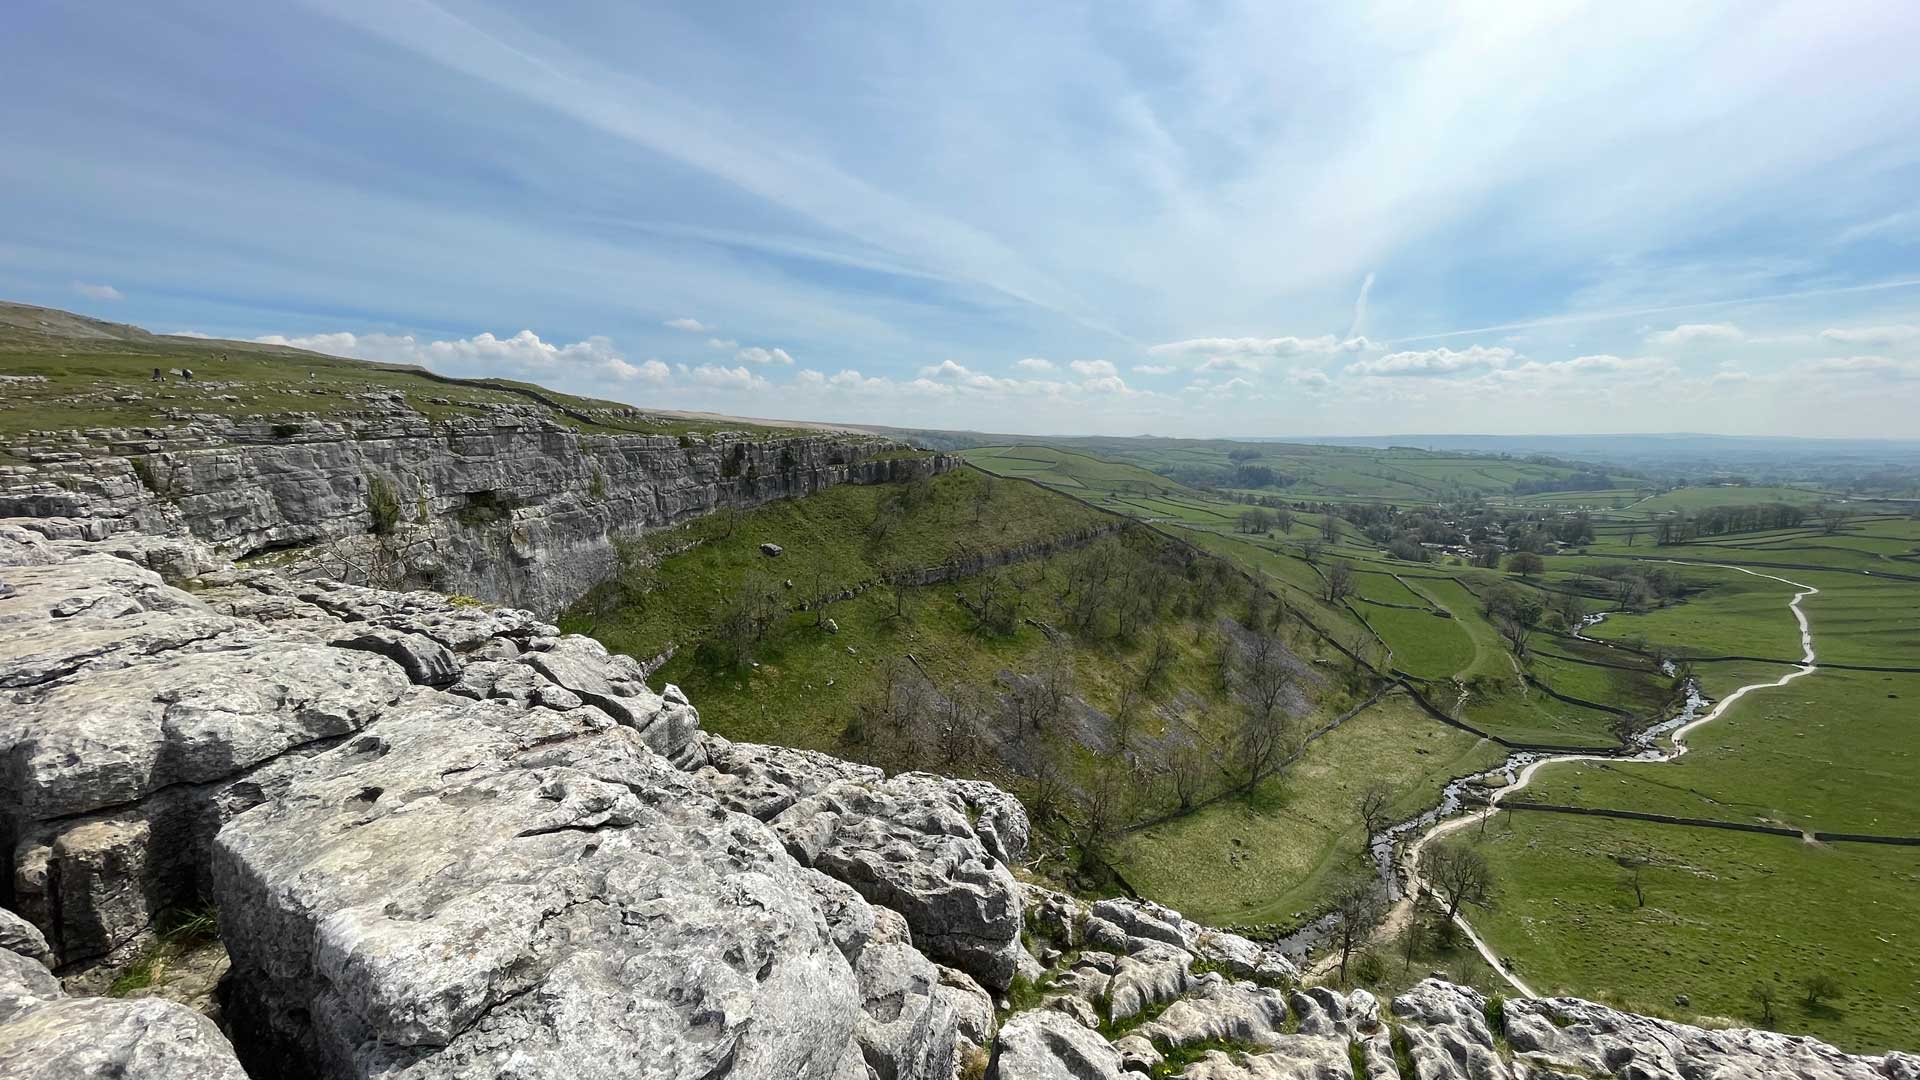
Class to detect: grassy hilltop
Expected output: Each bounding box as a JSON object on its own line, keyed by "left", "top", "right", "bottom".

{"left": 0, "top": 301, "right": 793, "bottom": 444}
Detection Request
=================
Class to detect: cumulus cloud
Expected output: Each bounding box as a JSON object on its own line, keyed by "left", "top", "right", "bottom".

{"left": 1645, "top": 322, "right": 1744, "bottom": 347}
{"left": 1197, "top": 355, "right": 1261, "bottom": 374}
{"left": 1148, "top": 334, "right": 1371, "bottom": 364}
{"left": 664, "top": 318, "right": 706, "bottom": 332}
{"left": 252, "top": 328, "right": 662, "bottom": 384}
{"left": 1819, "top": 325, "right": 1920, "bottom": 348}
{"left": 1069, "top": 359, "right": 1117, "bottom": 377}
{"left": 678, "top": 363, "right": 770, "bottom": 391}
{"left": 72, "top": 281, "right": 123, "bottom": 301}
{"left": 604, "top": 357, "right": 671, "bottom": 383}
{"left": 1016, "top": 357, "right": 1055, "bottom": 372}
{"left": 1132, "top": 364, "right": 1177, "bottom": 376}
{"left": 1346, "top": 345, "right": 1515, "bottom": 377}
{"left": 706, "top": 337, "right": 739, "bottom": 350}
{"left": 735, "top": 345, "right": 795, "bottom": 365}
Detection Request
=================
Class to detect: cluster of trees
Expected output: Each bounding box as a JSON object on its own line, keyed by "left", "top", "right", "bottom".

{"left": 1236, "top": 506, "right": 1295, "bottom": 534}
{"left": 1650, "top": 501, "right": 1833, "bottom": 544}
{"left": 1583, "top": 563, "right": 1683, "bottom": 611}
{"left": 1510, "top": 470, "right": 1615, "bottom": 496}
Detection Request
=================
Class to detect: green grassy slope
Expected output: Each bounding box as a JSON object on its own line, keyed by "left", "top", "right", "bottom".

{"left": 0, "top": 301, "right": 790, "bottom": 441}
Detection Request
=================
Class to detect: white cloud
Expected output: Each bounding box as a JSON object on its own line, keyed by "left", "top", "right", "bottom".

{"left": 735, "top": 345, "right": 795, "bottom": 365}
{"left": 252, "top": 328, "right": 656, "bottom": 385}
{"left": 72, "top": 281, "right": 123, "bottom": 301}
{"left": 1132, "top": 364, "right": 1177, "bottom": 375}
{"left": 1197, "top": 355, "right": 1261, "bottom": 374}
{"left": 1346, "top": 345, "right": 1515, "bottom": 377}
{"left": 664, "top": 318, "right": 706, "bottom": 332}
{"left": 1016, "top": 357, "right": 1055, "bottom": 372}
{"left": 1069, "top": 359, "right": 1117, "bottom": 377}
{"left": 1819, "top": 325, "right": 1920, "bottom": 348}
{"left": 167, "top": 330, "right": 214, "bottom": 339}
{"left": 706, "top": 337, "right": 739, "bottom": 350}
{"left": 678, "top": 363, "right": 770, "bottom": 391}
{"left": 1644, "top": 322, "right": 1744, "bottom": 347}
{"left": 604, "top": 357, "right": 671, "bottom": 383}
{"left": 1804, "top": 355, "right": 1920, "bottom": 379}
{"left": 1148, "top": 335, "right": 1370, "bottom": 365}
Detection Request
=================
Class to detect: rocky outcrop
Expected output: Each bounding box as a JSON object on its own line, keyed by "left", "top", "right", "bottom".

{"left": 0, "top": 943, "right": 248, "bottom": 1079}
{"left": 0, "top": 405, "right": 952, "bottom": 616}
{"left": 0, "top": 524, "right": 696, "bottom": 969}
{"left": 212, "top": 695, "right": 862, "bottom": 1080}
{"left": 4, "top": 527, "right": 1919, "bottom": 1080}
{"left": 1506, "top": 993, "right": 1920, "bottom": 1080}
{"left": 772, "top": 772, "right": 1027, "bottom": 991}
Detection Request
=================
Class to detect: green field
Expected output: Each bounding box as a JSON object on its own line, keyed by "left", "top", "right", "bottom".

{"left": 1445, "top": 815, "right": 1920, "bottom": 1053}
{"left": 1113, "top": 695, "right": 1505, "bottom": 928}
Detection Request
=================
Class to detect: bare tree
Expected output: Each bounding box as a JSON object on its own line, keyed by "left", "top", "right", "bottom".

{"left": 1274, "top": 508, "right": 1295, "bottom": 533}
{"left": 1421, "top": 845, "right": 1494, "bottom": 942}
{"left": 1111, "top": 685, "right": 1142, "bottom": 751}
{"left": 712, "top": 573, "right": 783, "bottom": 668}
{"left": 971, "top": 475, "right": 996, "bottom": 522}
{"left": 1356, "top": 783, "right": 1395, "bottom": 861}
{"left": 1242, "top": 633, "right": 1294, "bottom": 721}
{"left": 1750, "top": 981, "right": 1776, "bottom": 1025}
{"left": 1616, "top": 851, "right": 1651, "bottom": 907}
{"left": 1300, "top": 539, "right": 1324, "bottom": 565}
{"left": 1233, "top": 700, "right": 1295, "bottom": 793}
{"left": 1323, "top": 561, "right": 1356, "bottom": 604}
{"left": 1817, "top": 503, "right": 1849, "bottom": 535}
{"left": 1319, "top": 509, "right": 1341, "bottom": 544}
{"left": 1166, "top": 739, "right": 1211, "bottom": 812}
{"left": 1623, "top": 524, "right": 1640, "bottom": 548}
{"left": 888, "top": 578, "right": 918, "bottom": 621}
{"left": 1140, "top": 631, "right": 1178, "bottom": 693}
{"left": 1079, "top": 760, "right": 1134, "bottom": 851}
{"left": 1331, "top": 878, "right": 1387, "bottom": 985}
{"left": 1494, "top": 613, "right": 1536, "bottom": 658}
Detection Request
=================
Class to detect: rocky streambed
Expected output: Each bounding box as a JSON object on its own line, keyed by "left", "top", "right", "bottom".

{"left": 2, "top": 519, "right": 1910, "bottom": 1080}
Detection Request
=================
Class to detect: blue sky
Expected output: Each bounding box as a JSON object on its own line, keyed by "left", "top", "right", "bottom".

{"left": 5, "top": 0, "right": 1919, "bottom": 436}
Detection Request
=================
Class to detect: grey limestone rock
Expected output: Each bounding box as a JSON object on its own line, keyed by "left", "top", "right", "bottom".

{"left": 329, "top": 625, "right": 460, "bottom": 685}
{"left": 1178, "top": 1038, "right": 1354, "bottom": 1079}
{"left": 774, "top": 771, "right": 1027, "bottom": 991}
{"left": 854, "top": 939, "right": 959, "bottom": 1080}
{"left": 1135, "top": 976, "right": 1292, "bottom": 1050}
{"left": 0, "top": 985, "right": 249, "bottom": 1080}
{"left": 522, "top": 634, "right": 700, "bottom": 762}
{"left": 213, "top": 694, "right": 862, "bottom": 1080}
{"left": 991, "top": 1007, "right": 1126, "bottom": 1080}
{"left": 1505, "top": 994, "right": 1920, "bottom": 1080}
{"left": 0, "top": 911, "right": 52, "bottom": 970}
{"left": 1107, "top": 942, "right": 1197, "bottom": 1023}
{"left": 692, "top": 734, "right": 886, "bottom": 820}
{"left": 1391, "top": 978, "right": 1512, "bottom": 1080}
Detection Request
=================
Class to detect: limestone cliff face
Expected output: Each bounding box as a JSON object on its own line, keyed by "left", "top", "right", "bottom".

{"left": 0, "top": 402, "right": 952, "bottom": 616}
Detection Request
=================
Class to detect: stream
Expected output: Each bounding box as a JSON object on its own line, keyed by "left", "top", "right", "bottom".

{"left": 1279, "top": 564, "right": 1820, "bottom": 988}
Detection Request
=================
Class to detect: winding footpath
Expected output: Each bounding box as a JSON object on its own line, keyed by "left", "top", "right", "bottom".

{"left": 1392, "top": 563, "right": 1820, "bottom": 998}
